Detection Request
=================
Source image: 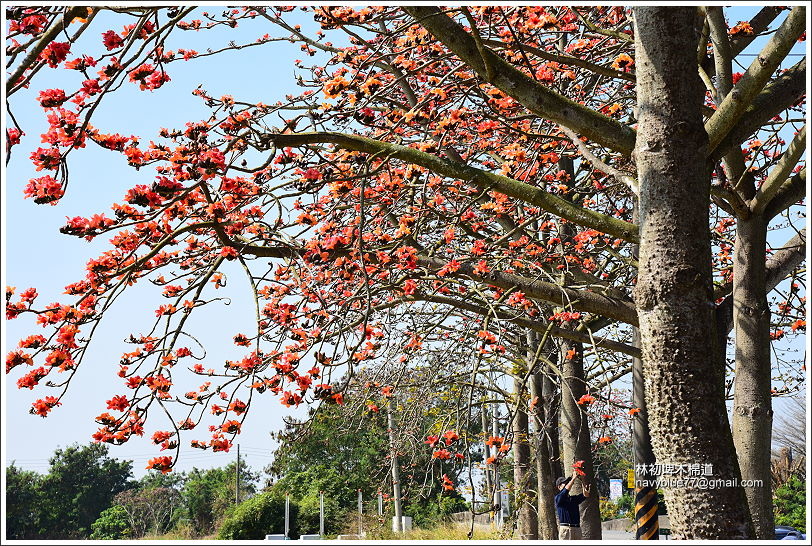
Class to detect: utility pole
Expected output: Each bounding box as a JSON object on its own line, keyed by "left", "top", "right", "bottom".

{"left": 388, "top": 401, "right": 403, "bottom": 532}
{"left": 235, "top": 443, "right": 240, "bottom": 504}
{"left": 285, "top": 492, "right": 290, "bottom": 538}
{"left": 319, "top": 490, "right": 325, "bottom": 536}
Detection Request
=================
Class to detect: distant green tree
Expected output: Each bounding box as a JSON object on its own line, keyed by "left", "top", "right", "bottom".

{"left": 599, "top": 497, "right": 621, "bottom": 521}
{"left": 267, "top": 397, "right": 468, "bottom": 535}
{"left": 270, "top": 405, "right": 390, "bottom": 496}
{"left": 615, "top": 493, "right": 634, "bottom": 519}
{"left": 16, "top": 443, "right": 133, "bottom": 539}
{"left": 5, "top": 464, "right": 43, "bottom": 539}
{"left": 114, "top": 486, "right": 182, "bottom": 537}
{"left": 404, "top": 493, "right": 468, "bottom": 529}
{"left": 89, "top": 505, "right": 132, "bottom": 540}
{"left": 183, "top": 462, "right": 258, "bottom": 537}
{"left": 139, "top": 468, "right": 187, "bottom": 490}
{"left": 774, "top": 476, "right": 806, "bottom": 532}
{"left": 217, "top": 491, "right": 297, "bottom": 539}
{"left": 267, "top": 404, "right": 390, "bottom": 535}
{"left": 591, "top": 438, "right": 633, "bottom": 497}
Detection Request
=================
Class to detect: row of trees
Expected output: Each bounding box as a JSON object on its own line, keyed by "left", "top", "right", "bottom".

{"left": 6, "top": 444, "right": 131, "bottom": 539}
{"left": 5, "top": 5, "right": 806, "bottom": 539}
{"left": 7, "top": 409, "right": 804, "bottom": 539}
{"left": 5, "top": 443, "right": 256, "bottom": 540}
{"left": 5, "top": 409, "right": 473, "bottom": 541}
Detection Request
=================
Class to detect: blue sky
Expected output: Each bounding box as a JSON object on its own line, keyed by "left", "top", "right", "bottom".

{"left": 3, "top": 6, "right": 326, "bottom": 477}
{"left": 2, "top": 5, "right": 806, "bottom": 480}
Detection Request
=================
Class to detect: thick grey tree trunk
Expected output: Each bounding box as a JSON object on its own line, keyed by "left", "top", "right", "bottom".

{"left": 633, "top": 6, "right": 754, "bottom": 538}
{"left": 559, "top": 340, "right": 601, "bottom": 539}
{"left": 732, "top": 214, "right": 774, "bottom": 538}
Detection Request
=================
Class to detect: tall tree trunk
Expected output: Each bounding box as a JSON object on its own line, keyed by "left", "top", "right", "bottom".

{"left": 512, "top": 376, "right": 538, "bottom": 539}
{"left": 709, "top": 11, "right": 777, "bottom": 530}
{"left": 633, "top": 6, "right": 754, "bottom": 538}
{"left": 531, "top": 373, "right": 558, "bottom": 540}
{"left": 542, "top": 372, "right": 564, "bottom": 480}
{"left": 491, "top": 404, "right": 502, "bottom": 528}
{"left": 559, "top": 340, "right": 601, "bottom": 539}
{"left": 480, "top": 401, "right": 493, "bottom": 514}
{"left": 732, "top": 214, "right": 774, "bottom": 538}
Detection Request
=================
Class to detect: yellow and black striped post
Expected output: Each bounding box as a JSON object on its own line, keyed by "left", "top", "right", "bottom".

{"left": 632, "top": 328, "right": 659, "bottom": 539}
{"left": 635, "top": 485, "right": 659, "bottom": 539}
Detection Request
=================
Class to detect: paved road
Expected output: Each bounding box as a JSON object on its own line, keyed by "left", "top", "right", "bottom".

{"left": 602, "top": 530, "right": 635, "bottom": 540}
{"left": 602, "top": 530, "right": 672, "bottom": 540}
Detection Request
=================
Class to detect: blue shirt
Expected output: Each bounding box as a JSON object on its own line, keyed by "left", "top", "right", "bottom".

{"left": 555, "top": 488, "right": 586, "bottom": 526}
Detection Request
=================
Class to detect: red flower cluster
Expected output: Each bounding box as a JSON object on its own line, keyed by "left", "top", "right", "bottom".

{"left": 23, "top": 175, "right": 64, "bottom": 205}
{"left": 441, "top": 474, "right": 455, "bottom": 491}
{"left": 106, "top": 395, "right": 129, "bottom": 411}
{"left": 40, "top": 42, "right": 71, "bottom": 67}
{"left": 9, "top": 13, "right": 48, "bottom": 35}
{"left": 102, "top": 30, "right": 125, "bottom": 50}
{"left": 6, "top": 128, "right": 23, "bottom": 152}
{"left": 576, "top": 394, "right": 596, "bottom": 406}
{"left": 549, "top": 311, "right": 583, "bottom": 323}
{"left": 146, "top": 455, "right": 173, "bottom": 474}
{"left": 37, "top": 89, "right": 67, "bottom": 108}
{"left": 31, "top": 396, "right": 61, "bottom": 417}
{"left": 432, "top": 449, "right": 452, "bottom": 460}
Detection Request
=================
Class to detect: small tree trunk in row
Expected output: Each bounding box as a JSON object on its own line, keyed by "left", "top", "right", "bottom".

{"left": 542, "top": 373, "right": 564, "bottom": 481}
{"left": 732, "top": 214, "right": 774, "bottom": 539}
{"left": 531, "top": 373, "right": 558, "bottom": 540}
{"left": 560, "top": 340, "right": 601, "bottom": 539}
{"left": 512, "top": 375, "right": 538, "bottom": 539}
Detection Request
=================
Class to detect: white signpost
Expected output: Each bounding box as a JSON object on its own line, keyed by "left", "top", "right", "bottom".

{"left": 610, "top": 478, "right": 623, "bottom": 500}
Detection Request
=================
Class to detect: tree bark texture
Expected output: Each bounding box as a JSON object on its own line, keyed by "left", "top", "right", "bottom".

{"left": 732, "top": 214, "right": 774, "bottom": 539}
{"left": 530, "top": 373, "right": 558, "bottom": 540}
{"left": 633, "top": 7, "right": 754, "bottom": 539}
{"left": 542, "top": 372, "right": 564, "bottom": 481}
{"left": 512, "top": 375, "right": 538, "bottom": 539}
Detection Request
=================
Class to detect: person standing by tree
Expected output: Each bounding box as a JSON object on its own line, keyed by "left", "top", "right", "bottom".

{"left": 554, "top": 475, "right": 592, "bottom": 539}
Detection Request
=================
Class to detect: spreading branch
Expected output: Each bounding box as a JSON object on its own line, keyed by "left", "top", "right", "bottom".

{"left": 263, "top": 131, "right": 640, "bottom": 243}
{"left": 403, "top": 6, "right": 637, "bottom": 156}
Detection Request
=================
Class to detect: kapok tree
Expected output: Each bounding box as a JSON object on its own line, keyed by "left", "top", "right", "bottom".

{"left": 5, "top": 5, "right": 806, "bottom": 539}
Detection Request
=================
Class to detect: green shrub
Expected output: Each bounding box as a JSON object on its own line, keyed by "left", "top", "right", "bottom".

{"left": 599, "top": 497, "right": 620, "bottom": 521}
{"left": 296, "top": 490, "right": 342, "bottom": 536}
{"left": 90, "top": 505, "right": 131, "bottom": 539}
{"left": 615, "top": 493, "right": 634, "bottom": 519}
{"left": 774, "top": 476, "right": 806, "bottom": 533}
{"left": 403, "top": 493, "right": 468, "bottom": 529}
{"left": 217, "top": 492, "right": 298, "bottom": 539}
